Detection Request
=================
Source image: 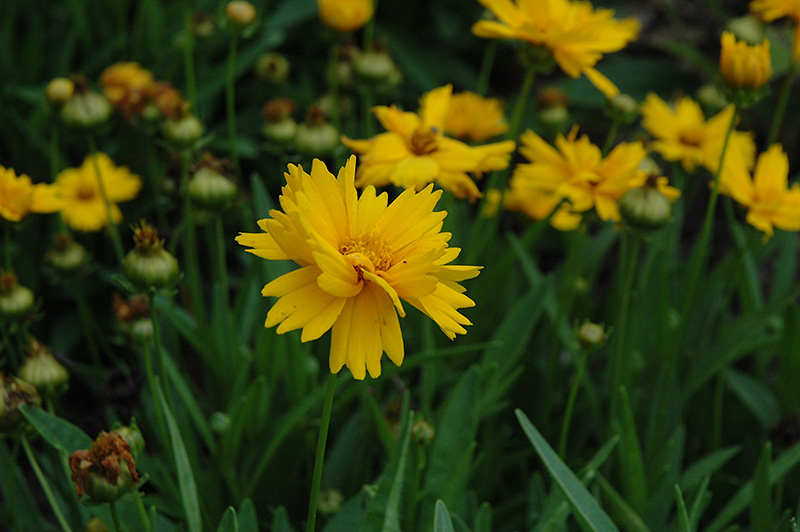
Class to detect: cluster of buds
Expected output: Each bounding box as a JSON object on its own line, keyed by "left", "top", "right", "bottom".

{"left": 69, "top": 431, "right": 141, "bottom": 503}
{"left": 122, "top": 222, "right": 180, "bottom": 291}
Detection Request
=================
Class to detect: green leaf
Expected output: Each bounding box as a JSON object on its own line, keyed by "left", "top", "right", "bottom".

{"left": 271, "top": 506, "right": 295, "bottom": 532}
{"left": 0, "top": 439, "right": 49, "bottom": 532}
{"left": 516, "top": 409, "right": 621, "bottom": 532}
{"left": 238, "top": 499, "right": 258, "bottom": 532}
{"left": 680, "top": 446, "right": 739, "bottom": 492}
{"left": 19, "top": 404, "right": 91, "bottom": 455}
{"left": 157, "top": 380, "right": 202, "bottom": 532}
{"left": 725, "top": 369, "right": 780, "bottom": 430}
{"left": 594, "top": 473, "right": 650, "bottom": 532}
{"left": 673, "top": 485, "right": 691, "bottom": 532}
{"left": 434, "top": 500, "right": 456, "bottom": 532}
{"left": 474, "top": 502, "right": 492, "bottom": 532}
{"left": 751, "top": 442, "right": 772, "bottom": 532}
{"left": 615, "top": 388, "right": 647, "bottom": 514}
{"left": 216, "top": 507, "right": 239, "bottom": 532}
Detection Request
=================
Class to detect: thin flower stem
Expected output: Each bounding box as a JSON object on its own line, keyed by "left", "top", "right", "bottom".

{"left": 711, "top": 370, "right": 725, "bottom": 450}
{"left": 722, "top": 199, "right": 763, "bottom": 310}
{"left": 180, "top": 151, "right": 205, "bottom": 324}
{"left": 558, "top": 347, "right": 590, "bottom": 458}
{"left": 306, "top": 372, "right": 338, "bottom": 532}
{"left": 362, "top": 0, "right": 379, "bottom": 52}
{"left": 1, "top": 323, "right": 21, "bottom": 369}
{"left": 71, "top": 284, "right": 102, "bottom": 366}
{"left": 476, "top": 41, "right": 497, "bottom": 96}
{"left": 86, "top": 134, "right": 125, "bottom": 264}
{"left": 326, "top": 45, "right": 342, "bottom": 135}
{"left": 601, "top": 117, "right": 621, "bottom": 156}
{"left": 20, "top": 434, "right": 74, "bottom": 532}
{"left": 149, "top": 287, "right": 172, "bottom": 414}
{"left": 677, "top": 105, "right": 738, "bottom": 355}
{"left": 211, "top": 215, "right": 230, "bottom": 309}
{"left": 226, "top": 34, "right": 241, "bottom": 178}
{"left": 142, "top": 341, "right": 168, "bottom": 447}
{"left": 109, "top": 501, "right": 123, "bottom": 532}
{"left": 3, "top": 227, "right": 11, "bottom": 270}
{"left": 507, "top": 67, "right": 536, "bottom": 142}
{"left": 767, "top": 60, "right": 798, "bottom": 146}
{"left": 183, "top": 5, "right": 198, "bottom": 114}
{"left": 135, "top": 495, "right": 152, "bottom": 532}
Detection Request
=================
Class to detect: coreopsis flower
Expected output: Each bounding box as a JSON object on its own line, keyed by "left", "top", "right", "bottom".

{"left": 471, "top": 0, "right": 640, "bottom": 98}
{"left": 432, "top": 91, "right": 509, "bottom": 142}
{"left": 0, "top": 165, "right": 61, "bottom": 222}
{"left": 506, "top": 128, "right": 679, "bottom": 226}
{"left": 100, "top": 62, "right": 155, "bottom": 118}
{"left": 69, "top": 431, "right": 140, "bottom": 502}
{"left": 750, "top": 0, "right": 800, "bottom": 61}
{"left": 640, "top": 94, "right": 756, "bottom": 174}
{"left": 342, "top": 85, "right": 516, "bottom": 201}
{"left": 719, "top": 144, "right": 800, "bottom": 237}
{"left": 720, "top": 31, "right": 772, "bottom": 89}
{"left": 54, "top": 153, "right": 142, "bottom": 232}
{"left": 236, "top": 156, "right": 481, "bottom": 380}
{"left": 318, "top": 0, "right": 374, "bottom": 32}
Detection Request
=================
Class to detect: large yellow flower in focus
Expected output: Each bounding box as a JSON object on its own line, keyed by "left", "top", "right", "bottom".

{"left": 641, "top": 94, "right": 756, "bottom": 174}
{"left": 318, "top": 0, "right": 373, "bottom": 32}
{"left": 342, "top": 85, "right": 516, "bottom": 201}
{"left": 236, "top": 156, "right": 481, "bottom": 380}
{"left": 719, "top": 144, "right": 800, "bottom": 237}
{"left": 0, "top": 166, "right": 61, "bottom": 222}
{"left": 471, "top": 0, "right": 640, "bottom": 98}
{"left": 720, "top": 31, "right": 772, "bottom": 89}
{"left": 55, "top": 153, "right": 142, "bottom": 232}
{"left": 750, "top": 0, "right": 800, "bottom": 61}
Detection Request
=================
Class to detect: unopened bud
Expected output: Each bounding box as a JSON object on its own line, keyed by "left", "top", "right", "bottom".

{"left": 122, "top": 222, "right": 180, "bottom": 291}
{"left": 607, "top": 94, "right": 639, "bottom": 124}
{"left": 255, "top": 52, "right": 290, "bottom": 84}
{"left": 69, "top": 432, "right": 140, "bottom": 503}
{"left": 0, "top": 272, "right": 35, "bottom": 319}
{"left": 86, "top": 517, "right": 110, "bottom": 532}
{"left": 46, "top": 233, "right": 88, "bottom": 273}
{"left": 18, "top": 338, "right": 69, "bottom": 394}
{"left": 411, "top": 419, "right": 435, "bottom": 444}
{"left": 294, "top": 107, "right": 339, "bottom": 156}
{"left": 352, "top": 50, "right": 400, "bottom": 86}
{"left": 112, "top": 422, "right": 145, "bottom": 456}
{"left": 60, "top": 80, "right": 112, "bottom": 130}
{"left": 318, "top": 489, "right": 345, "bottom": 514}
{"left": 0, "top": 374, "right": 40, "bottom": 434}
{"left": 46, "top": 78, "right": 75, "bottom": 107}
{"left": 577, "top": 321, "right": 606, "bottom": 349}
{"left": 163, "top": 113, "right": 204, "bottom": 148}
{"left": 225, "top": 1, "right": 257, "bottom": 30}
{"left": 188, "top": 167, "right": 237, "bottom": 210}
{"left": 619, "top": 183, "right": 672, "bottom": 230}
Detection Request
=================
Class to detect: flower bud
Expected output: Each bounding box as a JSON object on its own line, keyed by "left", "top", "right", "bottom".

{"left": 318, "top": 0, "right": 374, "bottom": 32}
{"left": 122, "top": 222, "right": 180, "bottom": 291}
{"left": 69, "top": 431, "right": 140, "bottom": 503}
{"left": 294, "top": 107, "right": 339, "bottom": 156}
{"left": 163, "top": 113, "right": 204, "bottom": 148}
{"left": 720, "top": 31, "right": 772, "bottom": 102}
{"left": 411, "top": 418, "right": 435, "bottom": 445}
{"left": 46, "top": 78, "right": 75, "bottom": 107}
{"left": 210, "top": 411, "right": 231, "bottom": 434}
{"left": 192, "top": 11, "right": 217, "bottom": 39}
{"left": 60, "top": 79, "right": 112, "bottom": 130}
{"left": 188, "top": 167, "right": 237, "bottom": 210}
{"left": 111, "top": 422, "right": 145, "bottom": 457}
{"left": 619, "top": 182, "right": 672, "bottom": 230}
{"left": 262, "top": 99, "right": 298, "bottom": 145}
{"left": 225, "top": 1, "right": 257, "bottom": 30}
{"left": 255, "top": 52, "right": 290, "bottom": 84}
{"left": 45, "top": 233, "right": 88, "bottom": 274}
{"left": 318, "top": 489, "right": 345, "bottom": 514}
{"left": 0, "top": 272, "right": 35, "bottom": 319}
{"left": 86, "top": 517, "right": 110, "bottom": 532}
{"left": 0, "top": 373, "right": 41, "bottom": 434}
{"left": 18, "top": 338, "right": 69, "bottom": 394}
{"left": 352, "top": 49, "right": 400, "bottom": 86}
{"left": 577, "top": 321, "right": 606, "bottom": 349}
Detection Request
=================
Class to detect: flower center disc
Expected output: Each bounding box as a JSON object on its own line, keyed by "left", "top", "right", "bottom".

{"left": 340, "top": 233, "right": 393, "bottom": 278}
{"left": 410, "top": 128, "right": 438, "bottom": 155}
{"left": 679, "top": 129, "right": 704, "bottom": 148}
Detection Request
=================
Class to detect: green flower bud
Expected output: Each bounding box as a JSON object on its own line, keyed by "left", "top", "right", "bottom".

{"left": 45, "top": 233, "right": 88, "bottom": 274}
{"left": 318, "top": 489, "right": 345, "bottom": 514}
{"left": 295, "top": 107, "right": 339, "bottom": 156}
{"left": 696, "top": 84, "right": 728, "bottom": 114}
{"left": 577, "top": 321, "right": 606, "bottom": 349}
{"left": 263, "top": 118, "right": 298, "bottom": 145}
{"left": 255, "top": 52, "right": 290, "bottom": 84}
{"left": 60, "top": 81, "right": 112, "bottom": 130}
{"left": 352, "top": 50, "right": 399, "bottom": 86}
{"left": 411, "top": 418, "right": 435, "bottom": 445}
{"left": 163, "top": 114, "right": 204, "bottom": 148}
{"left": 619, "top": 184, "right": 672, "bottom": 230}
{"left": 122, "top": 222, "right": 180, "bottom": 291}
{"left": 188, "top": 167, "right": 237, "bottom": 210}
{"left": 0, "top": 272, "right": 35, "bottom": 319}
{"left": 0, "top": 374, "right": 40, "bottom": 434}
{"left": 130, "top": 318, "right": 154, "bottom": 343}
{"left": 18, "top": 338, "right": 69, "bottom": 394}
{"left": 210, "top": 411, "right": 232, "bottom": 434}
{"left": 112, "top": 422, "right": 145, "bottom": 457}
{"left": 191, "top": 11, "right": 217, "bottom": 39}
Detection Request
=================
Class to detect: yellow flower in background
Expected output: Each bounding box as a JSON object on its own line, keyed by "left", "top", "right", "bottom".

{"left": 720, "top": 31, "right": 772, "bottom": 89}
{"left": 0, "top": 166, "right": 61, "bottom": 222}
{"left": 640, "top": 94, "right": 756, "bottom": 173}
{"left": 719, "top": 144, "right": 800, "bottom": 237}
{"left": 55, "top": 153, "right": 142, "bottom": 232}
{"left": 236, "top": 156, "right": 481, "bottom": 380}
{"left": 435, "top": 91, "right": 509, "bottom": 142}
{"left": 318, "top": 0, "right": 374, "bottom": 32}
{"left": 750, "top": 0, "right": 800, "bottom": 61}
{"left": 100, "top": 62, "right": 155, "bottom": 106}
{"left": 343, "top": 85, "right": 516, "bottom": 201}
{"left": 471, "top": 0, "right": 640, "bottom": 98}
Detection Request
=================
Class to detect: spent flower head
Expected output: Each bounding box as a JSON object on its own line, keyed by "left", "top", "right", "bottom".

{"left": 236, "top": 156, "right": 481, "bottom": 379}
{"left": 69, "top": 431, "right": 140, "bottom": 503}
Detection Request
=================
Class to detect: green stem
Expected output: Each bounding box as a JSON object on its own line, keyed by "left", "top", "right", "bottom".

{"left": 135, "top": 495, "right": 152, "bottom": 532}
{"left": 767, "top": 60, "right": 798, "bottom": 146}
{"left": 1, "top": 323, "right": 21, "bottom": 370}
{"left": 86, "top": 134, "right": 125, "bottom": 264}
{"left": 226, "top": 34, "right": 240, "bottom": 177}
{"left": 711, "top": 370, "right": 725, "bottom": 450}
{"left": 180, "top": 151, "right": 205, "bottom": 324}
{"left": 109, "top": 501, "right": 123, "bottom": 532}
{"left": 149, "top": 288, "right": 172, "bottom": 414}
{"left": 72, "top": 284, "right": 102, "bottom": 366}
{"left": 475, "top": 41, "right": 497, "bottom": 97}
{"left": 183, "top": 5, "right": 198, "bottom": 114}
{"left": 559, "top": 347, "right": 590, "bottom": 458}
{"left": 3, "top": 227, "right": 11, "bottom": 270}
{"left": 362, "top": 0, "right": 379, "bottom": 51}
{"left": 50, "top": 124, "right": 61, "bottom": 181}
{"left": 722, "top": 199, "right": 763, "bottom": 310}
{"left": 326, "top": 45, "right": 342, "bottom": 135}
{"left": 677, "top": 105, "right": 738, "bottom": 354}
{"left": 306, "top": 372, "right": 338, "bottom": 532}
{"left": 20, "top": 435, "right": 74, "bottom": 532}
{"left": 601, "top": 117, "right": 621, "bottom": 156}
{"left": 507, "top": 67, "right": 536, "bottom": 142}
{"left": 212, "top": 216, "right": 230, "bottom": 309}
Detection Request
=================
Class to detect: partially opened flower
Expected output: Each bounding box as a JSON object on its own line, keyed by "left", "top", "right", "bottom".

{"left": 471, "top": 0, "right": 640, "bottom": 98}
{"left": 0, "top": 165, "right": 61, "bottom": 222}
{"left": 236, "top": 156, "right": 481, "bottom": 379}
{"left": 719, "top": 144, "right": 800, "bottom": 237}
{"left": 641, "top": 94, "right": 756, "bottom": 173}
{"left": 55, "top": 153, "right": 142, "bottom": 232}
{"left": 750, "top": 0, "right": 800, "bottom": 61}
{"left": 342, "top": 84, "right": 515, "bottom": 201}
{"left": 720, "top": 31, "right": 772, "bottom": 90}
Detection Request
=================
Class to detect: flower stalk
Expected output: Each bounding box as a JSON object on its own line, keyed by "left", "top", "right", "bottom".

{"left": 21, "top": 434, "right": 74, "bottom": 532}
{"left": 226, "top": 34, "right": 240, "bottom": 177}
{"left": 768, "top": 60, "right": 799, "bottom": 146}
{"left": 306, "top": 372, "right": 337, "bottom": 532}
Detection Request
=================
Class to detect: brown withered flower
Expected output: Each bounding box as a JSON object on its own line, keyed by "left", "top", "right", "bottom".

{"left": 69, "top": 431, "right": 140, "bottom": 502}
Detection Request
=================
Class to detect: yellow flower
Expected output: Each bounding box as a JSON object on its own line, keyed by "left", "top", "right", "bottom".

{"left": 318, "top": 0, "right": 373, "bottom": 32}
{"left": 640, "top": 93, "right": 756, "bottom": 173}
{"left": 100, "top": 62, "right": 156, "bottom": 118}
{"left": 342, "top": 85, "right": 516, "bottom": 201}
{"left": 0, "top": 166, "right": 61, "bottom": 222}
{"left": 236, "top": 156, "right": 481, "bottom": 380}
{"left": 750, "top": 0, "right": 800, "bottom": 61}
{"left": 507, "top": 128, "right": 676, "bottom": 225}
{"left": 720, "top": 31, "right": 772, "bottom": 89}
{"left": 55, "top": 153, "right": 142, "bottom": 232}
{"left": 719, "top": 144, "right": 800, "bottom": 237}
{"left": 434, "top": 91, "right": 509, "bottom": 142}
{"left": 471, "top": 0, "right": 640, "bottom": 98}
